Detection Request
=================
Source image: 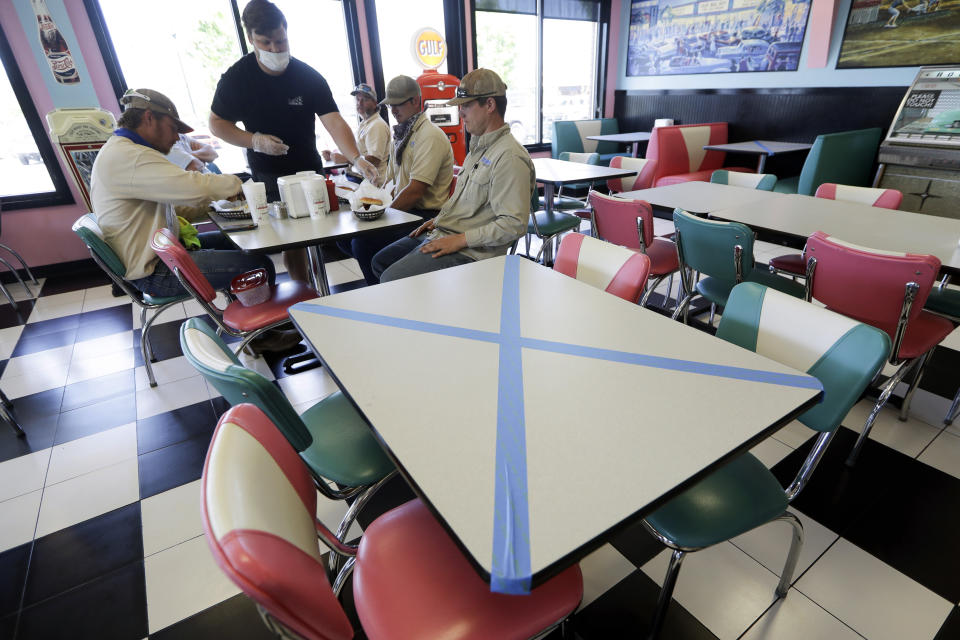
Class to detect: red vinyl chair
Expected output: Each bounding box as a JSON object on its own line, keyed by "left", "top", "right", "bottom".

{"left": 770, "top": 183, "right": 905, "bottom": 277}
{"left": 645, "top": 122, "right": 751, "bottom": 186}
{"left": 150, "top": 228, "right": 317, "bottom": 355}
{"left": 202, "top": 403, "right": 584, "bottom": 640}
{"left": 554, "top": 232, "right": 651, "bottom": 304}
{"left": 804, "top": 231, "right": 954, "bottom": 465}
{"left": 588, "top": 191, "right": 680, "bottom": 308}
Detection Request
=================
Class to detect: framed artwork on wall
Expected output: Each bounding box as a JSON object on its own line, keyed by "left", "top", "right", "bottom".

{"left": 837, "top": 0, "right": 960, "bottom": 68}
{"left": 625, "top": 0, "right": 812, "bottom": 77}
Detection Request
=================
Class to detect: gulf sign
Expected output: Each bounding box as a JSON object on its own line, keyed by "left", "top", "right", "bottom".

{"left": 412, "top": 28, "right": 446, "bottom": 69}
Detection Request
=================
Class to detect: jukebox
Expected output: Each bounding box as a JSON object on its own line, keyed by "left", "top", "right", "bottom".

{"left": 46, "top": 108, "right": 116, "bottom": 211}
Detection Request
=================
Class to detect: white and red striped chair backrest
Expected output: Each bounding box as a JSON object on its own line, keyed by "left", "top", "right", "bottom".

{"left": 607, "top": 156, "right": 657, "bottom": 192}
{"left": 554, "top": 233, "right": 651, "bottom": 303}
{"left": 814, "top": 183, "right": 903, "bottom": 209}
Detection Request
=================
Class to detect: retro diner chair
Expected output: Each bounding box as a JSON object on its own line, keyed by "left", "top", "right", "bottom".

{"left": 553, "top": 233, "right": 651, "bottom": 304}
{"left": 0, "top": 202, "right": 38, "bottom": 309}
{"left": 526, "top": 190, "right": 583, "bottom": 265}
{"left": 588, "top": 191, "right": 680, "bottom": 308}
{"left": 570, "top": 156, "right": 658, "bottom": 231}
{"left": 710, "top": 169, "right": 778, "bottom": 191}
{"left": 670, "top": 209, "right": 804, "bottom": 325}
{"left": 202, "top": 403, "right": 584, "bottom": 640}
{"left": 642, "top": 282, "right": 890, "bottom": 640}
{"left": 72, "top": 214, "right": 190, "bottom": 387}
{"left": 150, "top": 227, "right": 316, "bottom": 355}
{"left": 803, "top": 231, "right": 954, "bottom": 466}
{"left": 773, "top": 128, "right": 883, "bottom": 196}
{"left": 180, "top": 318, "right": 396, "bottom": 546}
{"left": 924, "top": 279, "right": 960, "bottom": 425}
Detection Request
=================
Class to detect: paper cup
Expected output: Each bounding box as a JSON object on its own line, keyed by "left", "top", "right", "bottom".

{"left": 301, "top": 176, "right": 330, "bottom": 218}
{"left": 241, "top": 181, "right": 268, "bottom": 223}
{"left": 654, "top": 118, "right": 674, "bottom": 128}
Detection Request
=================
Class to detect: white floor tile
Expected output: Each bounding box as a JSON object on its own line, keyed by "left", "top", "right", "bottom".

{"left": 144, "top": 535, "right": 241, "bottom": 633}
{"left": 35, "top": 458, "right": 140, "bottom": 537}
{"left": 941, "top": 324, "right": 960, "bottom": 352}
{"left": 741, "top": 587, "right": 862, "bottom": 640}
{"left": 750, "top": 437, "right": 794, "bottom": 469}
{"left": 134, "top": 356, "right": 202, "bottom": 391}
{"left": 66, "top": 348, "right": 135, "bottom": 385}
{"left": 45, "top": 423, "right": 137, "bottom": 486}
{"left": 136, "top": 375, "right": 214, "bottom": 420}
{"left": 26, "top": 292, "right": 86, "bottom": 323}
{"left": 906, "top": 388, "right": 953, "bottom": 431}
{"left": 72, "top": 331, "right": 135, "bottom": 360}
{"left": 336, "top": 258, "right": 363, "bottom": 278}
{"left": 731, "top": 510, "right": 838, "bottom": 584}
{"left": 918, "top": 430, "right": 960, "bottom": 480}
{"left": 576, "top": 543, "right": 636, "bottom": 611}
{"left": 0, "top": 489, "right": 41, "bottom": 552}
{"left": 0, "top": 448, "right": 50, "bottom": 502}
{"left": 4, "top": 279, "right": 42, "bottom": 303}
{"left": 133, "top": 303, "right": 186, "bottom": 330}
{"left": 236, "top": 351, "right": 276, "bottom": 380}
{"left": 324, "top": 260, "right": 363, "bottom": 286}
{"left": 0, "top": 325, "right": 24, "bottom": 360}
{"left": 796, "top": 538, "right": 952, "bottom": 640}
{"left": 1, "top": 366, "right": 69, "bottom": 399}
{"left": 141, "top": 480, "right": 202, "bottom": 556}
{"left": 82, "top": 285, "right": 131, "bottom": 312}
{"left": 842, "top": 398, "right": 942, "bottom": 458}
{"left": 277, "top": 367, "right": 339, "bottom": 407}
{"left": 2, "top": 344, "right": 73, "bottom": 380}
{"left": 642, "top": 542, "right": 782, "bottom": 639}
{"left": 770, "top": 420, "right": 815, "bottom": 449}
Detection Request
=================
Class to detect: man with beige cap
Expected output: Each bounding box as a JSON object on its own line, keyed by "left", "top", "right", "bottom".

{"left": 339, "top": 74, "right": 454, "bottom": 284}
{"left": 371, "top": 68, "right": 534, "bottom": 283}
{"left": 323, "top": 83, "right": 390, "bottom": 171}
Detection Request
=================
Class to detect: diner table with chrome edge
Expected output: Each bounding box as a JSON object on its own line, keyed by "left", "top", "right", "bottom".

{"left": 702, "top": 140, "right": 812, "bottom": 173}
{"left": 586, "top": 131, "right": 652, "bottom": 158}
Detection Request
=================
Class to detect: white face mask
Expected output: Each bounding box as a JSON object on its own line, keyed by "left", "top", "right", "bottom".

{"left": 257, "top": 48, "right": 290, "bottom": 73}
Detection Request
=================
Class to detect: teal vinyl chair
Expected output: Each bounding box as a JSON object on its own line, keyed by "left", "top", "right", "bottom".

{"left": 643, "top": 282, "right": 890, "bottom": 640}
{"left": 538, "top": 151, "right": 601, "bottom": 211}
{"left": 773, "top": 128, "right": 882, "bottom": 196}
{"left": 179, "top": 317, "right": 397, "bottom": 546}
{"left": 671, "top": 209, "right": 804, "bottom": 324}
{"left": 710, "top": 169, "right": 777, "bottom": 191}
{"left": 72, "top": 214, "right": 189, "bottom": 387}
{"left": 526, "top": 189, "right": 583, "bottom": 265}
{"left": 551, "top": 118, "right": 620, "bottom": 165}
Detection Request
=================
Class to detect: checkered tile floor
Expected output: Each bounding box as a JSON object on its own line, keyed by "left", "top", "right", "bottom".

{"left": 2, "top": 246, "right": 960, "bottom": 640}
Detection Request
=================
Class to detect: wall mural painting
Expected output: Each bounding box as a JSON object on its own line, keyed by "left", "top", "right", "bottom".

{"left": 838, "top": 0, "right": 960, "bottom": 68}
{"left": 626, "top": 0, "right": 812, "bottom": 76}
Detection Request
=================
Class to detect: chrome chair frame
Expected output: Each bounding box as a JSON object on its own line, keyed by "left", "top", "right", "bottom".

{"left": 670, "top": 226, "right": 744, "bottom": 325}
{"left": 0, "top": 388, "right": 23, "bottom": 437}
{"left": 924, "top": 275, "right": 960, "bottom": 426}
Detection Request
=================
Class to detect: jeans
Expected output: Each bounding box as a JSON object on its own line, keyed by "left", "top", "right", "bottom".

{"left": 336, "top": 209, "right": 436, "bottom": 285}
{"left": 371, "top": 235, "right": 475, "bottom": 283}
{"left": 131, "top": 231, "right": 276, "bottom": 298}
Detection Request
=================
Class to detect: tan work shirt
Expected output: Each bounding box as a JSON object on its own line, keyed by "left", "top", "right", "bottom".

{"left": 357, "top": 112, "right": 390, "bottom": 166}
{"left": 430, "top": 124, "right": 534, "bottom": 261}
{"left": 385, "top": 113, "right": 453, "bottom": 212}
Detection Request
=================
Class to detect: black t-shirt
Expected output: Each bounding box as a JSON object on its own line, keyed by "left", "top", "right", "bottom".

{"left": 211, "top": 53, "right": 338, "bottom": 192}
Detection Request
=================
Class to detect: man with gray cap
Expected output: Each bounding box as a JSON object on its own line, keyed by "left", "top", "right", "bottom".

{"left": 323, "top": 83, "right": 390, "bottom": 170}
{"left": 371, "top": 68, "right": 534, "bottom": 283}
{"left": 339, "top": 74, "right": 453, "bottom": 285}
{"left": 91, "top": 88, "right": 276, "bottom": 302}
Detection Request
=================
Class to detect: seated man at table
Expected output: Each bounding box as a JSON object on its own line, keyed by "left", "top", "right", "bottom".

{"left": 322, "top": 83, "right": 390, "bottom": 171}
{"left": 371, "top": 69, "right": 533, "bottom": 283}
{"left": 339, "top": 75, "right": 454, "bottom": 285}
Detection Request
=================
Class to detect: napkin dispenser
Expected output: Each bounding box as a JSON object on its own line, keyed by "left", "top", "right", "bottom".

{"left": 277, "top": 171, "right": 319, "bottom": 218}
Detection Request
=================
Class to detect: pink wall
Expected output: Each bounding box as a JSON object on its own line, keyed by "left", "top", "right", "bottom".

{"left": 0, "top": 1, "right": 117, "bottom": 268}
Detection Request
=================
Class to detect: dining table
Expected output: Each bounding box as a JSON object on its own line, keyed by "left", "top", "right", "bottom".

{"left": 586, "top": 131, "right": 652, "bottom": 158}
{"left": 701, "top": 140, "right": 812, "bottom": 173}
{"left": 288, "top": 255, "right": 822, "bottom": 592}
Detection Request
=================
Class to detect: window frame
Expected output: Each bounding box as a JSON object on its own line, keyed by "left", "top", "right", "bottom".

{"left": 0, "top": 21, "right": 74, "bottom": 210}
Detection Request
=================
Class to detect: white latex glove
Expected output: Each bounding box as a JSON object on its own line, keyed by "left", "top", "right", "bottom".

{"left": 354, "top": 156, "right": 379, "bottom": 183}
{"left": 252, "top": 132, "right": 289, "bottom": 156}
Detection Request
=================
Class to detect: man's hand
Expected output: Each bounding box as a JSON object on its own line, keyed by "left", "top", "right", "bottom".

{"left": 419, "top": 233, "right": 467, "bottom": 258}
{"left": 252, "top": 132, "right": 289, "bottom": 156}
{"left": 410, "top": 218, "right": 435, "bottom": 237}
{"left": 322, "top": 150, "right": 333, "bottom": 161}
{"left": 185, "top": 158, "right": 205, "bottom": 172}
{"left": 354, "top": 156, "right": 379, "bottom": 182}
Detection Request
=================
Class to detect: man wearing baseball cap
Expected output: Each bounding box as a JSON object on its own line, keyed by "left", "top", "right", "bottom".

{"left": 371, "top": 68, "right": 534, "bottom": 283}
{"left": 323, "top": 83, "right": 390, "bottom": 170}
{"left": 91, "top": 88, "right": 276, "bottom": 306}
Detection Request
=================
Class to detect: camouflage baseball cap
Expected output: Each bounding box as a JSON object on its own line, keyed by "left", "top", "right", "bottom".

{"left": 447, "top": 69, "right": 507, "bottom": 106}
{"left": 120, "top": 88, "right": 193, "bottom": 133}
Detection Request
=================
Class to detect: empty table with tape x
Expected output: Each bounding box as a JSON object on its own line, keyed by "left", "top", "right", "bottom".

{"left": 702, "top": 140, "right": 812, "bottom": 173}
{"left": 288, "top": 255, "right": 821, "bottom": 593}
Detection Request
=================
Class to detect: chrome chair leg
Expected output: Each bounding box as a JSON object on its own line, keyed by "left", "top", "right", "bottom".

{"left": 708, "top": 302, "right": 716, "bottom": 326}
{"left": 140, "top": 302, "right": 178, "bottom": 387}
{"left": 0, "top": 276, "right": 17, "bottom": 310}
{"left": 0, "top": 255, "right": 32, "bottom": 300}
{"left": 648, "top": 549, "right": 686, "bottom": 640}
{"left": 846, "top": 360, "right": 913, "bottom": 467}
{"left": 773, "top": 511, "right": 804, "bottom": 598}
{"left": 898, "top": 349, "right": 932, "bottom": 422}
{"left": 640, "top": 275, "right": 667, "bottom": 307}
{"left": 0, "top": 242, "right": 38, "bottom": 285}
{"left": 670, "top": 294, "right": 693, "bottom": 322}
{"left": 328, "top": 470, "right": 397, "bottom": 575}
{"left": 945, "top": 388, "right": 960, "bottom": 425}
{"left": 332, "top": 556, "right": 356, "bottom": 598}
{"left": 661, "top": 273, "right": 675, "bottom": 309}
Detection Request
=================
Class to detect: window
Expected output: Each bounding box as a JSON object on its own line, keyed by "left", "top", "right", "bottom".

{"left": 373, "top": 0, "right": 447, "bottom": 86}
{"left": 475, "top": 0, "right": 602, "bottom": 147}
{"left": 0, "top": 24, "right": 72, "bottom": 209}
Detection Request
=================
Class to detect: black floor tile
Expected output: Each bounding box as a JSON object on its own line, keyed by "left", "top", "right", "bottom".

{"left": 16, "top": 561, "right": 147, "bottom": 640}
{"left": 17, "top": 313, "right": 81, "bottom": 339}
{"left": 60, "top": 369, "right": 136, "bottom": 414}
{"left": 609, "top": 519, "right": 668, "bottom": 569}
{"left": 262, "top": 344, "right": 310, "bottom": 380}
{"left": 24, "top": 503, "right": 142, "bottom": 606}
{"left": 138, "top": 433, "right": 211, "bottom": 499}
{"left": 76, "top": 305, "right": 132, "bottom": 342}
{"left": 133, "top": 320, "right": 185, "bottom": 365}
{"left": 330, "top": 279, "right": 366, "bottom": 294}
{"left": 9, "top": 386, "right": 64, "bottom": 421}
{"left": 149, "top": 593, "right": 276, "bottom": 640}
{"left": 136, "top": 401, "right": 218, "bottom": 455}
{"left": 920, "top": 346, "right": 960, "bottom": 402}
{"left": 0, "top": 542, "right": 31, "bottom": 617}
{"left": 11, "top": 326, "right": 79, "bottom": 357}
{"left": 211, "top": 395, "right": 231, "bottom": 416}
{"left": 351, "top": 472, "right": 416, "bottom": 531}
{"left": 569, "top": 570, "right": 718, "bottom": 640}
{"left": 54, "top": 392, "right": 136, "bottom": 446}
{"left": 0, "top": 413, "right": 57, "bottom": 464}
{"left": 0, "top": 300, "right": 34, "bottom": 330}
{"left": 40, "top": 271, "right": 111, "bottom": 296}
{"left": 0, "top": 613, "right": 17, "bottom": 640}
{"left": 844, "top": 458, "right": 960, "bottom": 603}
{"left": 935, "top": 606, "right": 960, "bottom": 640}
{"left": 770, "top": 426, "right": 913, "bottom": 535}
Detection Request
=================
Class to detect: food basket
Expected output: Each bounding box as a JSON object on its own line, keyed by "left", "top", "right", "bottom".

{"left": 348, "top": 180, "right": 390, "bottom": 221}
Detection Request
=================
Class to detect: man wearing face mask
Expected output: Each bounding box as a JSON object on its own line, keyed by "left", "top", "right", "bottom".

{"left": 209, "top": 0, "right": 377, "bottom": 198}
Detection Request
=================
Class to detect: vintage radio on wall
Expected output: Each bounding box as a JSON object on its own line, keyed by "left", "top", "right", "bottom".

{"left": 46, "top": 108, "right": 115, "bottom": 211}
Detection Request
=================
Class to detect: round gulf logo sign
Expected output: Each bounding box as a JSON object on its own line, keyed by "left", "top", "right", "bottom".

{"left": 412, "top": 28, "right": 446, "bottom": 69}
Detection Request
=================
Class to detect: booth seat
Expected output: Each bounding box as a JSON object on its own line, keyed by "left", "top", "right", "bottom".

{"left": 646, "top": 122, "right": 750, "bottom": 186}
{"left": 551, "top": 119, "right": 620, "bottom": 165}
{"left": 773, "top": 128, "right": 882, "bottom": 196}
